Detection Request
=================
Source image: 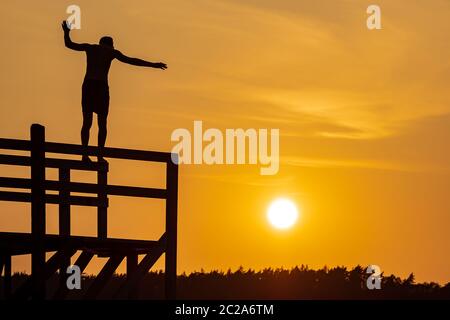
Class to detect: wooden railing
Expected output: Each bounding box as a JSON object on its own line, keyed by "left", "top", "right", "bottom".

{"left": 0, "top": 124, "right": 178, "bottom": 300}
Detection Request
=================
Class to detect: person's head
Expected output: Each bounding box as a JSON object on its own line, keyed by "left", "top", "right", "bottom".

{"left": 99, "top": 36, "right": 114, "bottom": 48}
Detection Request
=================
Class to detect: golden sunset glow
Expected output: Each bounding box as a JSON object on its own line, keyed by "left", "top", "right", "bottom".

{"left": 0, "top": 0, "right": 450, "bottom": 285}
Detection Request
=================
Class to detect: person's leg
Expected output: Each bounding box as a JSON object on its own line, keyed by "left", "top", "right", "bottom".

{"left": 97, "top": 114, "right": 108, "bottom": 161}
{"left": 81, "top": 112, "right": 93, "bottom": 161}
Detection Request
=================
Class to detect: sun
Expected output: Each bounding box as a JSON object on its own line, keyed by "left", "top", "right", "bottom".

{"left": 267, "top": 198, "right": 299, "bottom": 230}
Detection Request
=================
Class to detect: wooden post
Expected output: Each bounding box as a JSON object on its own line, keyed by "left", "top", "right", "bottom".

{"left": 97, "top": 163, "right": 108, "bottom": 239}
{"left": 127, "top": 254, "right": 138, "bottom": 299}
{"left": 165, "top": 156, "right": 178, "bottom": 300}
{"left": 30, "top": 124, "right": 46, "bottom": 300}
{"left": 58, "top": 167, "right": 71, "bottom": 288}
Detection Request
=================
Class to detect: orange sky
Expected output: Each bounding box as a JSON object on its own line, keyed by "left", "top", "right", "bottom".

{"left": 0, "top": 0, "right": 449, "bottom": 283}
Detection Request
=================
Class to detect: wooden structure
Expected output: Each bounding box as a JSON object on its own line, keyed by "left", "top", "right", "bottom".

{"left": 0, "top": 124, "right": 178, "bottom": 300}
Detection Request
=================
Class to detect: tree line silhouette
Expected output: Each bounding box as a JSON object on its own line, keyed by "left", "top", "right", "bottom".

{"left": 1, "top": 265, "right": 449, "bottom": 299}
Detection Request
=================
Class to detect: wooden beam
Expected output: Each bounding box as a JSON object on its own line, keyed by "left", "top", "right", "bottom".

{"left": 0, "top": 190, "right": 30, "bottom": 203}
{"left": 46, "top": 158, "right": 108, "bottom": 171}
{"left": 107, "top": 184, "right": 166, "bottom": 199}
{"left": 0, "top": 177, "right": 30, "bottom": 188}
{"left": 46, "top": 194, "right": 108, "bottom": 207}
{"left": 0, "top": 190, "right": 107, "bottom": 207}
{"left": 0, "top": 178, "right": 167, "bottom": 200}
{"left": 73, "top": 251, "right": 95, "bottom": 271}
{"left": 0, "top": 232, "right": 160, "bottom": 254}
{"left": 0, "top": 154, "right": 30, "bottom": 166}
{"left": 45, "top": 141, "right": 171, "bottom": 163}
{"left": 0, "top": 138, "right": 30, "bottom": 151}
{"left": 48, "top": 181, "right": 167, "bottom": 199}
{"left": 114, "top": 234, "right": 166, "bottom": 299}
{"left": 84, "top": 255, "right": 124, "bottom": 299}
{"left": 45, "top": 249, "right": 77, "bottom": 279}
{"left": 1, "top": 138, "right": 171, "bottom": 162}
{"left": 114, "top": 248, "right": 164, "bottom": 299}
{"left": 13, "top": 248, "right": 77, "bottom": 299}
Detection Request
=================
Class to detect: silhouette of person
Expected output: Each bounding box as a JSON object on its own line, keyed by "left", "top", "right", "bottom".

{"left": 62, "top": 21, "right": 167, "bottom": 162}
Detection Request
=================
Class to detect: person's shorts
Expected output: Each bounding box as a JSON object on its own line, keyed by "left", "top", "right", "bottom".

{"left": 82, "top": 79, "right": 110, "bottom": 116}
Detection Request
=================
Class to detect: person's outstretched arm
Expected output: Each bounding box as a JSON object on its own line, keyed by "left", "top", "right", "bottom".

{"left": 61, "top": 21, "right": 89, "bottom": 51}
{"left": 115, "top": 51, "right": 167, "bottom": 69}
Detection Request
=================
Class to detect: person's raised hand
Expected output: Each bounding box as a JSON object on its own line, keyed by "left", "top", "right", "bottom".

{"left": 62, "top": 20, "right": 71, "bottom": 32}
{"left": 155, "top": 62, "right": 167, "bottom": 70}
